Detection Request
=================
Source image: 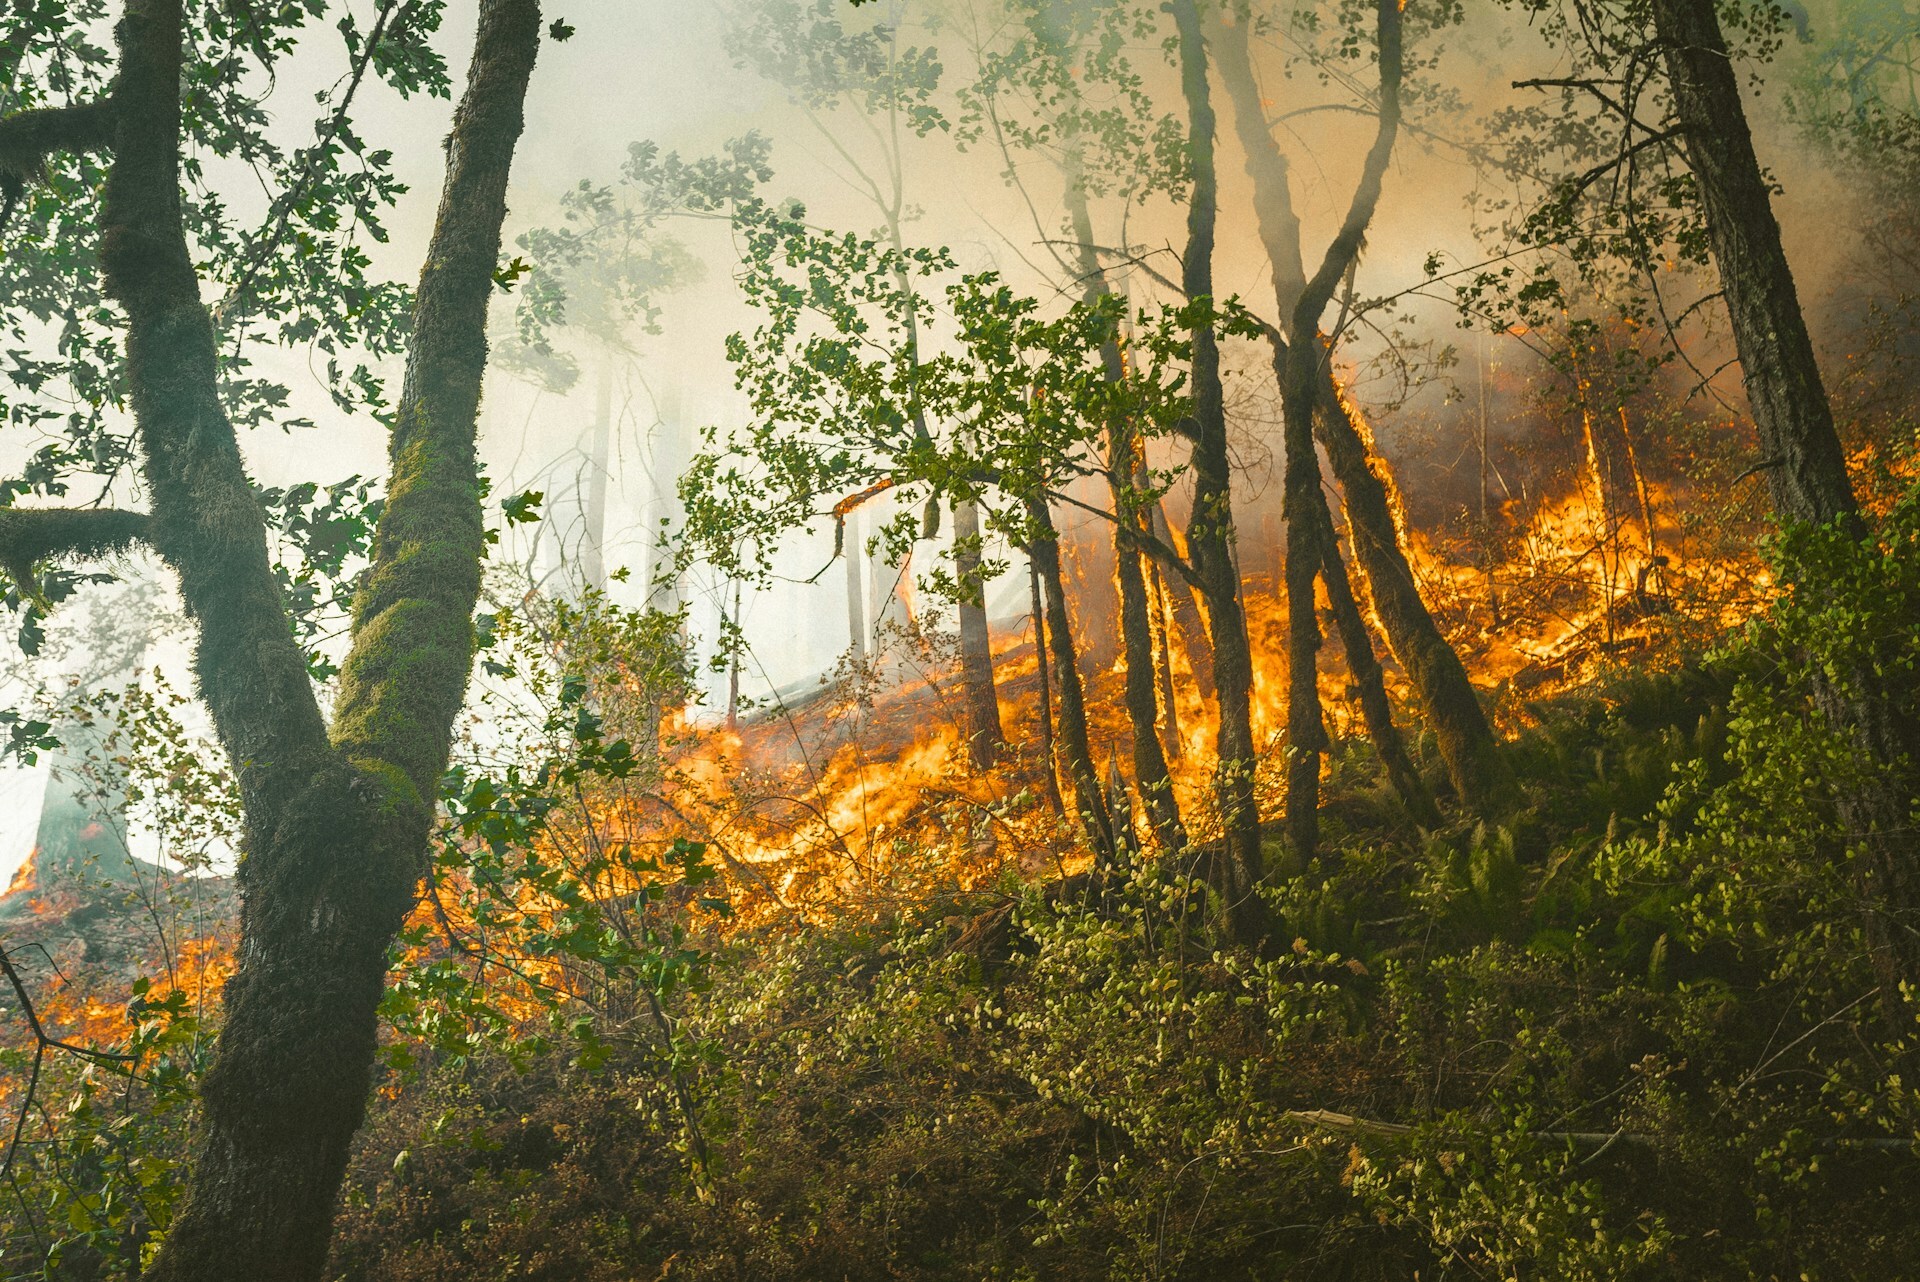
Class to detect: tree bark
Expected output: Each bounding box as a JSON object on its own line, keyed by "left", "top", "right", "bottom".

{"left": 1146, "top": 548, "right": 1185, "bottom": 760}
{"left": 1313, "top": 368, "right": 1509, "bottom": 807}
{"left": 1170, "top": 0, "right": 1263, "bottom": 937}
{"left": 1651, "top": 0, "right": 1856, "bottom": 530}
{"left": 1063, "top": 155, "right": 1186, "bottom": 854}
{"left": 1148, "top": 495, "right": 1216, "bottom": 702}
{"left": 1028, "top": 554, "right": 1066, "bottom": 816}
{"left": 953, "top": 497, "right": 1006, "bottom": 769}
{"left": 845, "top": 504, "right": 868, "bottom": 662}
{"left": 1311, "top": 487, "right": 1439, "bottom": 827}
{"left": 1653, "top": 0, "right": 1920, "bottom": 996}
{"left": 1026, "top": 495, "right": 1115, "bottom": 862}
{"left": 1214, "top": 5, "right": 1502, "bottom": 814}
{"left": 1107, "top": 450, "right": 1187, "bottom": 853}
{"left": 1277, "top": 0, "right": 1404, "bottom": 862}
{"left": 96, "top": 2, "right": 543, "bottom": 1278}
{"left": 1280, "top": 375, "right": 1332, "bottom": 860}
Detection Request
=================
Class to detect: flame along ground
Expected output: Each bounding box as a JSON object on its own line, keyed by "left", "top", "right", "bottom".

{"left": 395, "top": 422, "right": 1815, "bottom": 1026}
{"left": 13, "top": 405, "right": 1915, "bottom": 1049}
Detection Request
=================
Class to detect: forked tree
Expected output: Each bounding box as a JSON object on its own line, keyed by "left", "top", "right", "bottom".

{"left": 0, "top": 0, "right": 544, "bottom": 1276}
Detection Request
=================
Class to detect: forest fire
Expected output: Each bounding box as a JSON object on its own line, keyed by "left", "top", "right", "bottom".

{"left": 6, "top": 0, "right": 1920, "bottom": 1277}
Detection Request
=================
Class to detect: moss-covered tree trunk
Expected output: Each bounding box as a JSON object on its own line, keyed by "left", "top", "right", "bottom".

{"left": 1653, "top": 0, "right": 1920, "bottom": 995}
{"left": 1170, "top": 0, "right": 1263, "bottom": 938}
{"left": 1213, "top": 7, "right": 1498, "bottom": 816}
{"left": 79, "top": 2, "right": 543, "bottom": 1278}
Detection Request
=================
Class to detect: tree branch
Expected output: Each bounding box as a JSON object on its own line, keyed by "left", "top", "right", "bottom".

{"left": 213, "top": 0, "right": 404, "bottom": 325}
{"left": 0, "top": 96, "right": 117, "bottom": 228}
{"left": 331, "top": 0, "right": 543, "bottom": 802}
{"left": 0, "top": 98, "right": 116, "bottom": 174}
{"left": 0, "top": 506, "right": 148, "bottom": 568}
{"left": 0, "top": 506, "right": 148, "bottom": 602}
{"left": 100, "top": 0, "right": 337, "bottom": 800}
{"left": 1041, "top": 486, "right": 1203, "bottom": 590}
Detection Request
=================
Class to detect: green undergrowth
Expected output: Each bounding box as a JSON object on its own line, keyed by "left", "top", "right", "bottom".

{"left": 327, "top": 634, "right": 1920, "bottom": 1278}
{"left": 312, "top": 480, "right": 1920, "bottom": 1280}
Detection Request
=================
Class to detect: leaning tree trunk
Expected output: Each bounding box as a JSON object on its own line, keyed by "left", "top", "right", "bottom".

{"left": 1653, "top": 0, "right": 1920, "bottom": 996}
{"left": 953, "top": 497, "right": 1006, "bottom": 768}
{"left": 1214, "top": 6, "right": 1502, "bottom": 814}
{"left": 1312, "top": 369, "right": 1509, "bottom": 806}
{"left": 94, "top": 3, "right": 543, "bottom": 1279}
{"left": 1311, "top": 478, "right": 1438, "bottom": 827}
{"left": 1025, "top": 495, "right": 1116, "bottom": 863}
{"left": 1170, "top": 0, "right": 1264, "bottom": 939}
{"left": 1063, "top": 157, "right": 1186, "bottom": 854}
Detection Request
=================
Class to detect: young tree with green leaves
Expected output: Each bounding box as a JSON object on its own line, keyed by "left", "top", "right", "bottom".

{"left": 0, "top": 0, "right": 545, "bottom": 1274}
{"left": 730, "top": 0, "right": 1007, "bottom": 767}
{"left": 679, "top": 202, "right": 1207, "bottom": 863}
{"left": 956, "top": 0, "right": 1196, "bottom": 854}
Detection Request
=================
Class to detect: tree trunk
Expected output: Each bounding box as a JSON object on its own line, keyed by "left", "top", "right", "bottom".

{"left": 1281, "top": 423, "right": 1329, "bottom": 860}
{"left": 1170, "top": 0, "right": 1263, "bottom": 938}
{"left": 1148, "top": 496, "right": 1216, "bottom": 702}
{"left": 1313, "top": 491, "right": 1439, "bottom": 827}
{"left": 1214, "top": 4, "right": 1504, "bottom": 814}
{"left": 1313, "top": 369, "right": 1508, "bottom": 807}
{"left": 1026, "top": 495, "right": 1115, "bottom": 862}
{"left": 1654, "top": 0, "right": 1920, "bottom": 996}
{"left": 103, "top": 3, "right": 542, "bottom": 1278}
{"left": 726, "top": 578, "right": 742, "bottom": 733}
{"left": 1147, "top": 552, "right": 1185, "bottom": 760}
{"left": 953, "top": 497, "right": 1006, "bottom": 769}
{"left": 845, "top": 504, "right": 868, "bottom": 663}
{"left": 1107, "top": 464, "right": 1186, "bottom": 853}
{"left": 1029, "top": 555, "right": 1066, "bottom": 816}
{"left": 577, "top": 356, "right": 613, "bottom": 593}
{"left": 1062, "top": 156, "right": 1186, "bottom": 853}
{"left": 1277, "top": 0, "right": 1403, "bottom": 863}
{"left": 1651, "top": 0, "right": 1857, "bottom": 530}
